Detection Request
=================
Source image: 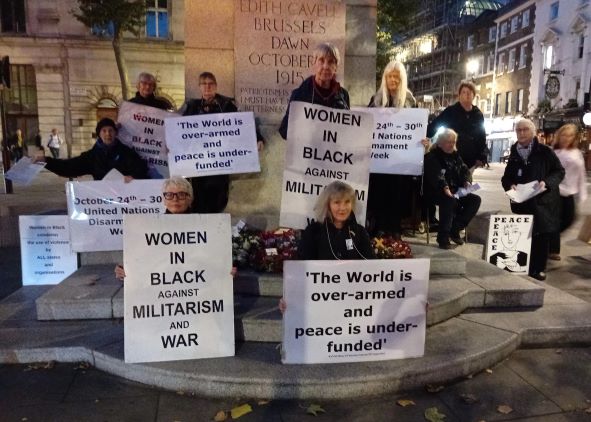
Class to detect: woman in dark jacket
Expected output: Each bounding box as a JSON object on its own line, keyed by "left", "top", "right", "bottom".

{"left": 37, "top": 118, "right": 148, "bottom": 181}
{"left": 501, "top": 119, "right": 565, "bottom": 280}
{"left": 424, "top": 128, "right": 481, "bottom": 249}
{"left": 278, "top": 43, "right": 349, "bottom": 140}
{"left": 298, "top": 181, "right": 375, "bottom": 260}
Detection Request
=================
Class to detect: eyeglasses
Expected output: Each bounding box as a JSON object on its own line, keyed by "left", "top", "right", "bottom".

{"left": 163, "top": 192, "right": 190, "bottom": 200}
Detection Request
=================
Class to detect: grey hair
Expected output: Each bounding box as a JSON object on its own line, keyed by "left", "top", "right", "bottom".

{"left": 515, "top": 118, "right": 536, "bottom": 134}
{"left": 137, "top": 72, "right": 157, "bottom": 86}
{"left": 430, "top": 128, "right": 458, "bottom": 152}
{"left": 162, "top": 176, "right": 193, "bottom": 200}
{"left": 314, "top": 42, "right": 340, "bottom": 66}
{"left": 375, "top": 60, "right": 409, "bottom": 108}
{"left": 314, "top": 181, "right": 356, "bottom": 222}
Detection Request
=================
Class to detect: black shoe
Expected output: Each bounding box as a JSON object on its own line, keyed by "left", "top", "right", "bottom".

{"left": 438, "top": 242, "right": 457, "bottom": 250}
{"left": 529, "top": 272, "right": 546, "bottom": 281}
{"left": 450, "top": 234, "right": 464, "bottom": 245}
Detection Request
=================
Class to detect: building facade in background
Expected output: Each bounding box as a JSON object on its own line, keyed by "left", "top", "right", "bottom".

{"left": 0, "top": 0, "right": 185, "bottom": 157}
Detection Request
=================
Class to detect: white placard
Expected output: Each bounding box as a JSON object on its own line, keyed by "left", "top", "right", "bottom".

{"left": 4, "top": 157, "right": 46, "bottom": 185}
{"left": 486, "top": 214, "right": 533, "bottom": 274}
{"left": 19, "top": 215, "right": 78, "bottom": 285}
{"left": 66, "top": 180, "right": 166, "bottom": 252}
{"left": 353, "top": 107, "right": 429, "bottom": 176}
{"left": 282, "top": 259, "right": 429, "bottom": 364}
{"left": 117, "top": 101, "right": 178, "bottom": 179}
{"left": 279, "top": 102, "right": 373, "bottom": 229}
{"left": 123, "top": 214, "right": 234, "bottom": 363}
{"left": 165, "top": 112, "right": 260, "bottom": 177}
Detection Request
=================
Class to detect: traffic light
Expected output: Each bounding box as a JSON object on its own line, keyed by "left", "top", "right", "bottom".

{"left": 1, "top": 56, "right": 10, "bottom": 89}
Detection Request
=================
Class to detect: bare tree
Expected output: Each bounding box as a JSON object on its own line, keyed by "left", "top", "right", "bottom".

{"left": 72, "top": 0, "right": 146, "bottom": 100}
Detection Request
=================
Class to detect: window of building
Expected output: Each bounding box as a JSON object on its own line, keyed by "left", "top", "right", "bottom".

{"left": 91, "top": 21, "right": 115, "bottom": 37}
{"left": 522, "top": 10, "right": 530, "bottom": 27}
{"left": 146, "top": 0, "right": 169, "bottom": 38}
{"left": 508, "top": 48, "right": 516, "bottom": 72}
{"left": 550, "top": 2, "right": 559, "bottom": 21}
{"left": 544, "top": 45, "right": 554, "bottom": 68}
{"left": 0, "top": 0, "right": 26, "bottom": 33}
{"left": 5, "top": 64, "right": 37, "bottom": 115}
{"left": 489, "top": 26, "right": 497, "bottom": 42}
{"left": 467, "top": 34, "right": 475, "bottom": 50}
{"left": 488, "top": 52, "right": 495, "bottom": 72}
{"left": 575, "top": 79, "right": 581, "bottom": 100}
{"left": 579, "top": 34, "right": 585, "bottom": 59}
{"left": 505, "top": 91, "right": 512, "bottom": 114}
{"left": 511, "top": 16, "right": 519, "bottom": 33}
{"left": 495, "top": 93, "right": 502, "bottom": 115}
{"left": 519, "top": 44, "right": 527, "bottom": 68}
{"left": 498, "top": 52, "right": 505, "bottom": 74}
{"left": 516, "top": 89, "right": 524, "bottom": 112}
{"left": 500, "top": 22, "right": 508, "bottom": 38}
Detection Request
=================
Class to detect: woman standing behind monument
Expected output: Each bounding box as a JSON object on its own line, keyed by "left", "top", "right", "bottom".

{"left": 366, "top": 60, "right": 424, "bottom": 238}
{"left": 278, "top": 43, "right": 349, "bottom": 139}
{"left": 548, "top": 124, "right": 588, "bottom": 260}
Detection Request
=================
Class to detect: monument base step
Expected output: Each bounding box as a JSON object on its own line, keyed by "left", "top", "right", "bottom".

{"left": 2, "top": 285, "right": 590, "bottom": 399}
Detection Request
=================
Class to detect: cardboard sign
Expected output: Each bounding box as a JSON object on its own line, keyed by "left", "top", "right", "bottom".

{"left": 66, "top": 180, "right": 166, "bottom": 252}
{"left": 165, "top": 112, "right": 260, "bottom": 177}
{"left": 279, "top": 102, "right": 373, "bottom": 229}
{"left": 123, "top": 214, "right": 234, "bottom": 363}
{"left": 282, "top": 259, "right": 429, "bottom": 364}
{"left": 486, "top": 214, "right": 533, "bottom": 274}
{"left": 19, "top": 215, "right": 78, "bottom": 285}
{"left": 353, "top": 107, "right": 429, "bottom": 176}
{"left": 117, "top": 101, "right": 178, "bottom": 179}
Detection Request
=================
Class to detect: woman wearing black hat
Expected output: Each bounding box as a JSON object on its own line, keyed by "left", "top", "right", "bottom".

{"left": 35, "top": 118, "right": 148, "bottom": 181}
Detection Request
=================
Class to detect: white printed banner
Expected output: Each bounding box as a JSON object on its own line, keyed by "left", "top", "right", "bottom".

{"left": 165, "top": 112, "right": 260, "bottom": 177}
{"left": 486, "top": 214, "right": 533, "bottom": 274}
{"left": 19, "top": 215, "right": 78, "bottom": 285}
{"left": 279, "top": 102, "right": 373, "bottom": 229}
{"left": 123, "top": 214, "right": 234, "bottom": 363}
{"left": 66, "top": 180, "right": 166, "bottom": 252}
{"left": 282, "top": 259, "right": 429, "bottom": 364}
{"left": 353, "top": 107, "right": 429, "bottom": 176}
{"left": 117, "top": 101, "right": 177, "bottom": 179}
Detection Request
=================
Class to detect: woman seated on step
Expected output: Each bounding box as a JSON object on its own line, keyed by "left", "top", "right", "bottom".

{"left": 279, "top": 181, "right": 375, "bottom": 312}
{"left": 114, "top": 177, "right": 236, "bottom": 280}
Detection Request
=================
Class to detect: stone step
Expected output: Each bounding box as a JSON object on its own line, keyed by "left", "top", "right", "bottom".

{"left": 3, "top": 284, "right": 591, "bottom": 399}
{"left": 36, "top": 259, "right": 545, "bottom": 334}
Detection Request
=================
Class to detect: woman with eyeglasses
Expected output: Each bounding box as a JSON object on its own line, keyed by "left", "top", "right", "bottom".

{"left": 115, "top": 176, "right": 194, "bottom": 280}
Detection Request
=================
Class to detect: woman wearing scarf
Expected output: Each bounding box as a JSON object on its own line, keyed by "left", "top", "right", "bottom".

{"left": 37, "top": 118, "right": 148, "bottom": 181}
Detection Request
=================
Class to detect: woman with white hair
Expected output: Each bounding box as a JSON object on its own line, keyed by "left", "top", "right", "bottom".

{"left": 366, "top": 60, "right": 424, "bottom": 238}
{"left": 115, "top": 176, "right": 194, "bottom": 280}
{"left": 423, "top": 128, "right": 481, "bottom": 249}
{"left": 501, "top": 119, "right": 564, "bottom": 281}
{"left": 298, "top": 181, "right": 375, "bottom": 260}
{"left": 279, "top": 43, "right": 349, "bottom": 139}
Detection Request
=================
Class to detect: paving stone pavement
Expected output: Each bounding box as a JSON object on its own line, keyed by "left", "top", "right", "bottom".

{"left": 0, "top": 347, "right": 590, "bottom": 422}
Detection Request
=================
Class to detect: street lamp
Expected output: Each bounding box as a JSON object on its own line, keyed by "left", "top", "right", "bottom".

{"left": 466, "top": 59, "right": 479, "bottom": 80}
{"left": 583, "top": 112, "right": 591, "bottom": 126}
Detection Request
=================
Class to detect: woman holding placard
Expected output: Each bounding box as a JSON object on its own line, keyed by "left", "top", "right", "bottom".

{"left": 298, "top": 181, "right": 375, "bottom": 260}
{"left": 548, "top": 124, "right": 588, "bottom": 261}
{"left": 367, "top": 60, "right": 428, "bottom": 239}
{"left": 278, "top": 43, "right": 350, "bottom": 139}
{"left": 115, "top": 177, "right": 194, "bottom": 280}
{"left": 35, "top": 118, "right": 148, "bottom": 181}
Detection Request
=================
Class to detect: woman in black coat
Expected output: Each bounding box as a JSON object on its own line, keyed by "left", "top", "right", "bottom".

{"left": 501, "top": 119, "right": 565, "bottom": 281}
{"left": 298, "top": 181, "right": 375, "bottom": 260}
{"left": 278, "top": 43, "right": 349, "bottom": 140}
{"left": 37, "top": 118, "right": 148, "bottom": 181}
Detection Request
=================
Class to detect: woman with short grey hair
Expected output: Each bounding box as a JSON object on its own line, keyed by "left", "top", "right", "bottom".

{"left": 278, "top": 42, "right": 349, "bottom": 139}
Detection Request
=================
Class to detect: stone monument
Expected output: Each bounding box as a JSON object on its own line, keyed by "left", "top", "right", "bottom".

{"left": 184, "top": 0, "right": 377, "bottom": 228}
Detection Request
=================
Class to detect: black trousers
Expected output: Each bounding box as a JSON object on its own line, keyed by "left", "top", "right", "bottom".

{"left": 432, "top": 193, "right": 481, "bottom": 244}
{"left": 189, "top": 175, "right": 229, "bottom": 213}
{"left": 367, "top": 173, "right": 413, "bottom": 235}
{"left": 530, "top": 232, "right": 551, "bottom": 274}
{"left": 549, "top": 195, "right": 575, "bottom": 254}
